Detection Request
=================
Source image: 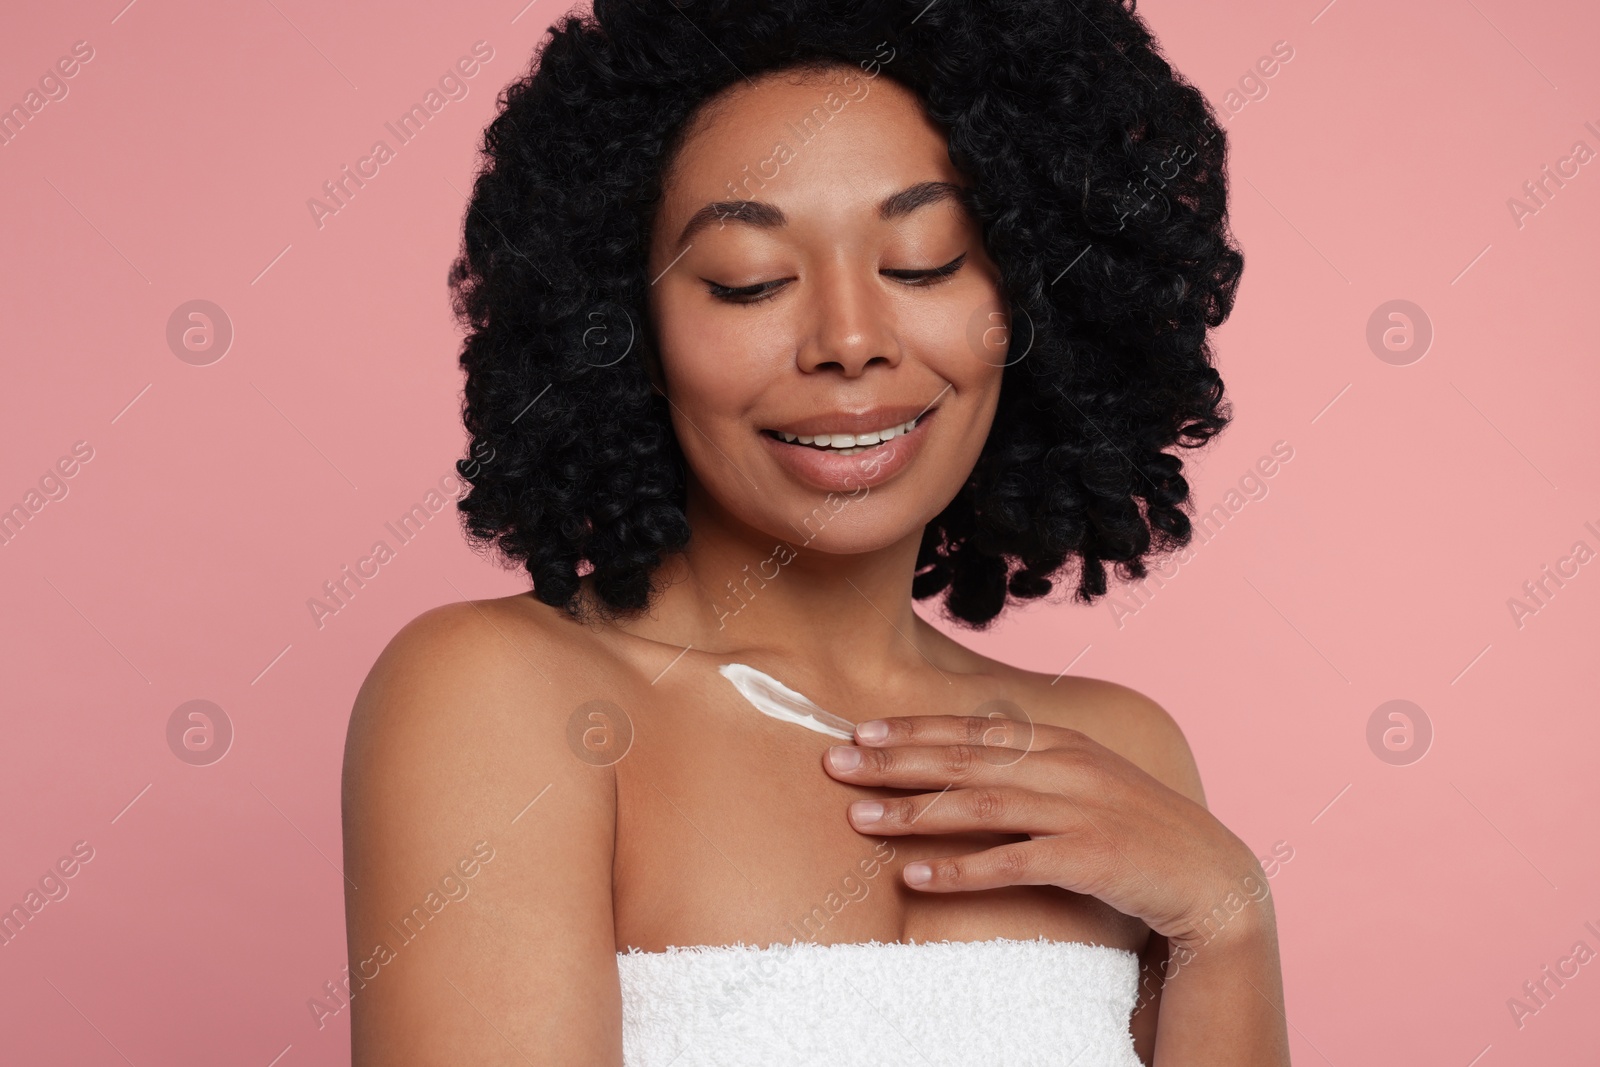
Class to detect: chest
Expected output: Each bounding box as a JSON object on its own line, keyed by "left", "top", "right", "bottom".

{"left": 606, "top": 662, "right": 1148, "bottom": 956}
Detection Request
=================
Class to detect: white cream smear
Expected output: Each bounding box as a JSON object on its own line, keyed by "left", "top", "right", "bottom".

{"left": 715, "top": 662, "right": 857, "bottom": 740}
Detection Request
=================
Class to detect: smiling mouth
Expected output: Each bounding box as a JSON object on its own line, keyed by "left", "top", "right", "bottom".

{"left": 761, "top": 410, "right": 935, "bottom": 456}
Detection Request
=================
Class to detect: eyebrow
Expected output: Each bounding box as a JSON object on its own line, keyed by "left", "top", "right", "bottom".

{"left": 673, "top": 180, "right": 976, "bottom": 249}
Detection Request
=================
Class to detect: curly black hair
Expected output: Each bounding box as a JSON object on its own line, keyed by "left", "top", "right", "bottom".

{"left": 447, "top": 0, "right": 1243, "bottom": 629}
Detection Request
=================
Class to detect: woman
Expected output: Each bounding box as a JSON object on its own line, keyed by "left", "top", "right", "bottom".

{"left": 341, "top": 0, "right": 1290, "bottom": 1062}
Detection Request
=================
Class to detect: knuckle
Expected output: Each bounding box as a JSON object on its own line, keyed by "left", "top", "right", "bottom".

{"left": 961, "top": 716, "right": 990, "bottom": 746}
{"left": 1058, "top": 735, "right": 1097, "bottom": 771}
{"left": 992, "top": 846, "right": 1030, "bottom": 881}
{"left": 1073, "top": 751, "right": 1113, "bottom": 792}
{"left": 1060, "top": 727, "right": 1095, "bottom": 755}
{"left": 940, "top": 743, "right": 977, "bottom": 779}
{"left": 968, "top": 787, "right": 1008, "bottom": 822}
{"left": 1052, "top": 796, "right": 1090, "bottom": 836}
{"left": 977, "top": 715, "right": 1017, "bottom": 751}
{"left": 932, "top": 857, "right": 964, "bottom": 887}
{"left": 886, "top": 796, "right": 919, "bottom": 824}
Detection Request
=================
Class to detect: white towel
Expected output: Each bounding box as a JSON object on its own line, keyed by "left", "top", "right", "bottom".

{"left": 618, "top": 935, "right": 1143, "bottom": 1066}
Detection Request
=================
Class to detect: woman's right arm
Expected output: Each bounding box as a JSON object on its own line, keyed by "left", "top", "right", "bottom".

{"left": 341, "top": 602, "right": 622, "bottom": 1065}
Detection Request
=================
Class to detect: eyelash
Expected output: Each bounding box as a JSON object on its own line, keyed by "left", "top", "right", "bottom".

{"left": 704, "top": 252, "right": 968, "bottom": 305}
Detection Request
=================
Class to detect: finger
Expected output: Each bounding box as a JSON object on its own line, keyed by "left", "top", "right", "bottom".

{"left": 825, "top": 739, "right": 1062, "bottom": 788}
{"left": 852, "top": 711, "right": 1070, "bottom": 755}
{"left": 900, "top": 841, "right": 1055, "bottom": 893}
{"left": 848, "top": 787, "right": 1071, "bottom": 837}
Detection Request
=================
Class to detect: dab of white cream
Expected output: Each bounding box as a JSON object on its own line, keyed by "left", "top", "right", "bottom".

{"left": 716, "top": 662, "right": 856, "bottom": 740}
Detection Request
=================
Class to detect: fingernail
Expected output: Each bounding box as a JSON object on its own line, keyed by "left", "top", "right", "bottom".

{"left": 850, "top": 801, "right": 883, "bottom": 825}
{"left": 856, "top": 720, "right": 888, "bottom": 743}
{"left": 904, "top": 862, "right": 931, "bottom": 886}
{"left": 828, "top": 746, "right": 861, "bottom": 771}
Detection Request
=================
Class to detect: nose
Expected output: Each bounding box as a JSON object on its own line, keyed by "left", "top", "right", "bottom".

{"left": 794, "top": 259, "right": 901, "bottom": 377}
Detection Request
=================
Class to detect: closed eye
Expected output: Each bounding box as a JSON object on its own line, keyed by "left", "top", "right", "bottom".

{"left": 881, "top": 251, "right": 967, "bottom": 285}
{"left": 704, "top": 278, "right": 789, "bottom": 304}
{"left": 703, "top": 252, "right": 968, "bottom": 305}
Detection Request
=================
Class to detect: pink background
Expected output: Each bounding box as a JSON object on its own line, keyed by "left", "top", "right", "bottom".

{"left": 3, "top": 0, "right": 1597, "bottom": 1063}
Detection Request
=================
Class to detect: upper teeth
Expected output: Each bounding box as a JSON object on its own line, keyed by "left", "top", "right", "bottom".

{"left": 777, "top": 417, "right": 919, "bottom": 451}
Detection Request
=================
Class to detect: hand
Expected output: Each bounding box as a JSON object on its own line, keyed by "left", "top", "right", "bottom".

{"left": 820, "top": 713, "right": 1270, "bottom": 951}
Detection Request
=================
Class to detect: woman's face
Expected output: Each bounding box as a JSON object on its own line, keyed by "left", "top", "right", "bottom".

{"left": 646, "top": 63, "right": 1008, "bottom": 555}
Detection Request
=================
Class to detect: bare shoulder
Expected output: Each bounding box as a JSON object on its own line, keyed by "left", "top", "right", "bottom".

{"left": 352, "top": 593, "right": 590, "bottom": 697}
{"left": 916, "top": 623, "right": 1206, "bottom": 806}
{"left": 345, "top": 596, "right": 592, "bottom": 788}
{"left": 992, "top": 660, "right": 1208, "bottom": 809}
{"left": 341, "top": 595, "right": 624, "bottom": 1064}
{"left": 342, "top": 592, "right": 619, "bottom": 851}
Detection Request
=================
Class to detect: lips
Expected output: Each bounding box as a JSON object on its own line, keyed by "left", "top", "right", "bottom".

{"left": 761, "top": 402, "right": 940, "bottom": 440}
{"left": 759, "top": 404, "right": 940, "bottom": 493}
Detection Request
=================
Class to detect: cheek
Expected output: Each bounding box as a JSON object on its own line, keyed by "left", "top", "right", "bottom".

{"left": 654, "top": 301, "right": 781, "bottom": 444}
{"left": 907, "top": 295, "right": 1007, "bottom": 468}
{"left": 657, "top": 301, "right": 744, "bottom": 396}
{"left": 911, "top": 293, "right": 1008, "bottom": 400}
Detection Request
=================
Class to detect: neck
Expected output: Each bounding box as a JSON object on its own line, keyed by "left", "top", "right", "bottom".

{"left": 595, "top": 476, "right": 945, "bottom": 690}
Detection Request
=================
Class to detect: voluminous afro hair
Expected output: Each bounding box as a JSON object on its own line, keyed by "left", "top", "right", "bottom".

{"left": 448, "top": 0, "right": 1243, "bottom": 629}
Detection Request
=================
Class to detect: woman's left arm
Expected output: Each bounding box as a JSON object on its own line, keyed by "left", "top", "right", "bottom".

{"left": 821, "top": 708, "right": 1292, "bottom": 1067}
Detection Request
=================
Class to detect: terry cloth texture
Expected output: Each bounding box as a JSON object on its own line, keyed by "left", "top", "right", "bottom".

{"left": 617, "top": 934, "right": 1144, "bottom": 1066}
